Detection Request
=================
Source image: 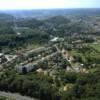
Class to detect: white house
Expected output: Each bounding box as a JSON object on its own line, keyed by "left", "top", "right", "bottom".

{"left": 0, "top": 53, "right": 4, "bottom": 58}
{"left": 15, "top": 63, "right": 35, "bottom": 73}
{"left": 50, "top": 37, "right": 59, "bottom": 42}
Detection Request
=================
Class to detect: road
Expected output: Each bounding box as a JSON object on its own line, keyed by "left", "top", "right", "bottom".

{"left": 54, "top": 44, "right": 75, "bottom": 71}
{"left": 0, "top": 91, "right": 37, "bottom": 100}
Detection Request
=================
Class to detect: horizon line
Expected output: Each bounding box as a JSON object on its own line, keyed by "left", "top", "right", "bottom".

{"left": 0, "top": 7, "right": 100, "bottom": 11}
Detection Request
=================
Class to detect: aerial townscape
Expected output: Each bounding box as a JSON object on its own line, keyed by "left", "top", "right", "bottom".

{"left": 0, "top": 8, "right": 100, "bottom": 100}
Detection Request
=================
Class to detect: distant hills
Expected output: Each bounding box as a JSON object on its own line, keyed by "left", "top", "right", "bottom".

{"left": 0, "top": 8, "right": 100, "bottom": 19}
{"left": 0, "top": 9, "right": 100, "bottom": 36}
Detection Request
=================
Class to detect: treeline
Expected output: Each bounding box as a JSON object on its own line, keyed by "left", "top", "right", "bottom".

{"left": 0, "top": 29, "right": 49, "bottom": 49}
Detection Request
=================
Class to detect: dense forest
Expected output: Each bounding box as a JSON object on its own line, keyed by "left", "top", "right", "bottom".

{"left": 0, "top": 67, "right": 100, "bottom": 100}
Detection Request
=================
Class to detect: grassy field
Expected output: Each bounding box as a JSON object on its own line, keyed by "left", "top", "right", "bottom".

{"left": 89, "top": 44, "right": 100, "bottom": 52}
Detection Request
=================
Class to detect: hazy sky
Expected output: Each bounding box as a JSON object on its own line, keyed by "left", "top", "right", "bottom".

{"left": 0, "top": 0, "right": 99, "bottom": 10}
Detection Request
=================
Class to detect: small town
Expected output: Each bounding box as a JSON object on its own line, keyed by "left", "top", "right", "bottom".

{"left": 0, "top": 4, "right": 100, "bottom": 100}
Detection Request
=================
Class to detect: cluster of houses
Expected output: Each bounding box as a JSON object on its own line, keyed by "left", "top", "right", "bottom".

{"left": 14, "top": 36, "right": 89, "bottom": 74}
{"left": 15, "top": 44, "right": 59, "bottom": 73}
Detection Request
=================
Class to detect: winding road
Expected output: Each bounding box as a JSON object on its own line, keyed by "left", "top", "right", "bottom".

{"left": 0, "top": 91, "right": 37, "bottom": 100}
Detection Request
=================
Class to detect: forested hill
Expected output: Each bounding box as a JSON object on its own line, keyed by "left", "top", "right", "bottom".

{"left": 16, "top": 18, "right": 44, "bottom": 28}
{"left": 15, "top": 16, "right": 70, "bottom": 28}
{"left": 0, "top": 13, "right": 14, "bottom": 22}
{"left": 0, "top": 13, "right": 15, "bottom": 35}
{"left": 44, "top": 16, "right": 70, "bottom": 25}
{"left": 0, "top": 13, "right": 14, "bottom": 27}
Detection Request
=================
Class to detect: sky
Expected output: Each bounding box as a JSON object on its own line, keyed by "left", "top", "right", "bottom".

{"left": 0, "top": 0, "right": 99, "bottom": 10}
